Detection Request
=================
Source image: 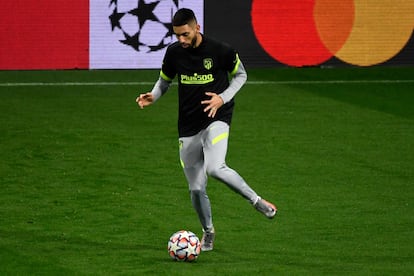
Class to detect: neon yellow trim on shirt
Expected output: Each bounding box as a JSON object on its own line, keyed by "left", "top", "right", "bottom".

{"left": 160, "top": 70, "right": 173, "bottom": 82}
{"left": 230, "top": 54, "right": 241, "bottom": 76}
{"left": 212, "top": 132, "right": 229, "bottom": 145}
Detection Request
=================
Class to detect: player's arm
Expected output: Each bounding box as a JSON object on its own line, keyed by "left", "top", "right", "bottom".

{"left": 137, "top": 47, "right": 176, "bottom": 109}
{"left": 219, "top": 54, "right": 247, "bottom": 104}
{"left": 136, "top": 73, "right": 172, "bottom": 109}
{"left": 202, "top": 53, "right": 247, "bottom": 117}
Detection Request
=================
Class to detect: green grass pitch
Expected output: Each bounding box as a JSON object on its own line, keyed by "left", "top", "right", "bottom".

{"left": 1, "top": 67, "right": 413, "bottom": 274}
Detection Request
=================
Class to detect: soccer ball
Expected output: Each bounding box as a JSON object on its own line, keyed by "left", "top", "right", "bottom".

{"left": 167, "top": 230, "right": 201, "bottom": 261}
{"left": 109, "top": 0, "right": 178, "bottom": 52}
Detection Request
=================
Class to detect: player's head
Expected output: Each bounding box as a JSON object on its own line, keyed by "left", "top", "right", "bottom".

{"left": 172, "top": 8, "right": 201, "bottom": 48}
{"left": 173, "top": 8, "right": 197, "bottom": 27}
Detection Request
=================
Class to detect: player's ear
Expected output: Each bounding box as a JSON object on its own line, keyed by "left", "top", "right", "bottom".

{"left": 195, "top": 24, "right": 200, "bottom": 33}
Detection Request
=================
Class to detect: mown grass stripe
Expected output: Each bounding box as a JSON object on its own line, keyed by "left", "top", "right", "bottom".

{"left": 1, "top": 79, "right": 413, "bottom": 87}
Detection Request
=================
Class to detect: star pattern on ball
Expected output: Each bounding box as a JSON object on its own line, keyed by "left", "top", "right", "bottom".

{"left": 168, "top": 240, "right": 181, "bottom": 253}
{"left": 186, "top": 241, "right": 198, "bottom": 254}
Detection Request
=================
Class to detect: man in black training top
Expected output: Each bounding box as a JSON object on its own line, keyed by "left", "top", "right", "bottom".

{"left": 136, "top": 8, "right": 277, "bottom": 252}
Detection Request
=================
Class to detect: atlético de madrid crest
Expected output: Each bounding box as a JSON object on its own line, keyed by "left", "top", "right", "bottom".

{"left": 203, "top": 58, "right": 213, "bottom": 70}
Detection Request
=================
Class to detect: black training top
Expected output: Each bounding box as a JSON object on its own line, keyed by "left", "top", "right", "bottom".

{"left": 160, "top": 35, "right": 240, "bottom": 137}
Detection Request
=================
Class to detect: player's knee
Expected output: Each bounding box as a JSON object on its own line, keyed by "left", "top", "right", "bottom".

{"left": 206, "top": 163, "right": 227, "bottom": 179}
{"left": 190, "top": 188, "right": 207, "bottom": 199}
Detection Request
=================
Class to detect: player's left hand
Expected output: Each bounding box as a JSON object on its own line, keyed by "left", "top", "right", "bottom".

{"left": 201, "top": 92, "right": 224, "bottom": 118}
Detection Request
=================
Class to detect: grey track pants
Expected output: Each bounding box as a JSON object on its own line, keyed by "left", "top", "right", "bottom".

{"left": 179, "top": 121, "right": 258, "bottom": 232}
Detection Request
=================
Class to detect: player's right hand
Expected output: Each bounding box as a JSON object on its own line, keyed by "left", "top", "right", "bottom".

{"left": 136, "top": 93, "right": 154, "bottom": 109}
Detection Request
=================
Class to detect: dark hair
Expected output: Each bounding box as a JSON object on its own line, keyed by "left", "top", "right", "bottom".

{"left": 172, "top": 8, "right": 197, "bottom": 26}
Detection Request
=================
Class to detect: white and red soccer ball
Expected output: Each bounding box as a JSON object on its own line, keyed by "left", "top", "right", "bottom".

{"left": 167, "top": 230, "right": 201, "bottom": 262}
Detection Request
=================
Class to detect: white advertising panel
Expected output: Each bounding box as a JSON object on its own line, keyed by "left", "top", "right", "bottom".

{"left": 90, "top": 0, "right": 204, "bottom": 69}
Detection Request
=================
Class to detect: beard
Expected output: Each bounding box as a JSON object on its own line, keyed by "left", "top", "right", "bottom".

{"left": 181, "top": 35, "right": 198, "bottom": 48}
{"left": 190, "top": 35, "right": 198, "bottom": 48}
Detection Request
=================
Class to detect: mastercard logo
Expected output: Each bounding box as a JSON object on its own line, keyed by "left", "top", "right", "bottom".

{"left": 251, "top": 0, "right": 414, "bottom": 66}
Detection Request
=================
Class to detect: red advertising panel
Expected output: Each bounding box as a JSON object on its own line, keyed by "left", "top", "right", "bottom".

{"left": 251, "top": 0, "right": 414, "bottom": 67}
{"left": 205, "top": 0, "right": 414, "bottom": 67}
{"left": 0, "top": 0, "right": 89, "bottom": 70}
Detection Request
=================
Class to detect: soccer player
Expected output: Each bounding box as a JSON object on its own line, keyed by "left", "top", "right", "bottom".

{"left": 136, "top": 8, "right": 277, "bottom": 251}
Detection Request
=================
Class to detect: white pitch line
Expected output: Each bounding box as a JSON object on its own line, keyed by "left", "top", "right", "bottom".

{"left": 0, "top": 81, "right": 155, "bottom": 87}
{"left": 248, "top": 79, "right": 414, "bottom": 84}
{"left": 0, "top": 79, "right": 413, "bottom": 87}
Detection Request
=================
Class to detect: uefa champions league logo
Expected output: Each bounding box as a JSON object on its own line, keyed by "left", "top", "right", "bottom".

{"left": 109, "top": 0, "right": 179, "bottom": 52}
